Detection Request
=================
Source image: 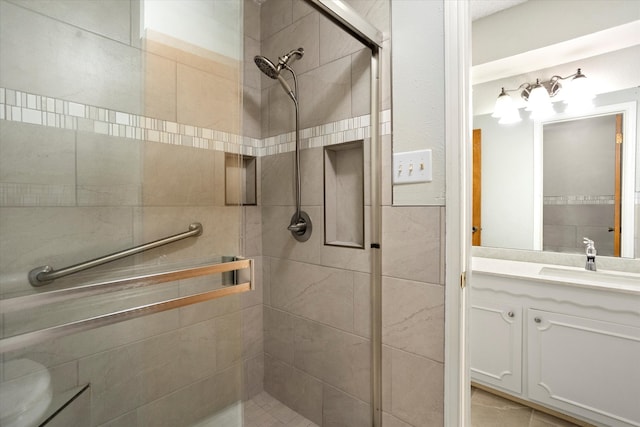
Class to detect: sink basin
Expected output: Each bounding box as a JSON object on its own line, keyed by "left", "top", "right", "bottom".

{"left": 0, "top": 359, "right": 52, "bottom": 427}
{"left": 539, "top": 266, "right": 640, "bottom": 287}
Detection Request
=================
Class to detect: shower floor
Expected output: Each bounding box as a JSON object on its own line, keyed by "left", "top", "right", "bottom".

{"left": 244, "top": 391, "right": 318, "bottom": 427}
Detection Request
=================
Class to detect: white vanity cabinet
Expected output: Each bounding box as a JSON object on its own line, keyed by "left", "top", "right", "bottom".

{"left": 527, "top": 309, "right": 640, "bottom": 427}
{"left": 470, "top": 298, "right": 522, "bottom": 394}
{"left": 470, "top": 261, "right": 640, "bottom": 427}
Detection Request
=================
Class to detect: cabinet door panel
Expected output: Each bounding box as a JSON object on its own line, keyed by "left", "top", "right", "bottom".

{"left": 470, "top": 300, "right": 522, "bottom": 394}
{"left": 527, "top": 309, "right": 640, "bottom": 427}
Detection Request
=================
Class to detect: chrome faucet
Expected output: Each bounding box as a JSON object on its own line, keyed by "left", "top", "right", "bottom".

{"left": 583, "top": 237, "right": 597, "bottom": 271}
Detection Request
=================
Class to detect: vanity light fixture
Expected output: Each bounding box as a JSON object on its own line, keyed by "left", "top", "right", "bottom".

{"left": 492, "top": 68, "right": 595, "bottom": 123}
{"left": 491, "top": 88, "right": 522, "bottom": 124}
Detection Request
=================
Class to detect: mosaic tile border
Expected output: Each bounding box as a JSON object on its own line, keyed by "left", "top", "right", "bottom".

{"left": 543, "top": 195, "right": 615, "bottom": 205}
{"left": 0, "top": 88, "right": 391, "bottom": 157}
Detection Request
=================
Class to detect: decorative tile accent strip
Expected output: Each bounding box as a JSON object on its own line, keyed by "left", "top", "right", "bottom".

{"left": 544, "top": 195, "right": 615, "bottom": 205}
{"left": 261, "top": 114, "right": 375, "bottom": 156}
{"left": 0, "top": 87, "right": 392, "bottom": 157}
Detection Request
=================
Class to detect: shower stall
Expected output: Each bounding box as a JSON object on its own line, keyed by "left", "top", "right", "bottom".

{"left": 0, "top": 0, "right": 386, "bottom": 426}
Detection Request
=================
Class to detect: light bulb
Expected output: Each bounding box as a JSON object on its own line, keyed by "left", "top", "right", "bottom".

{"left": 526, "top": 81, "right": 551, "bottom": 112}
{"left": 492, "top": 89, "right": 512, "bottom": 118}
{"left": 564, "top": 69, "right": 595, "bottom": 112}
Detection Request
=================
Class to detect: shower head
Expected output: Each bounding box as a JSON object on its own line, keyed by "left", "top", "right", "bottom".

{"left": 254, "top": 54, "right": 295, "bottom": 100}
{"left": 254, "top": 55, "right": 279, "bottom": 79}
{"left": 254, "top": 48, "right": 304, "bottom": 102}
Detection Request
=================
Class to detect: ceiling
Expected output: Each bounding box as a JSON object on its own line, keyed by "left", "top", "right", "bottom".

{"left": 470, "top": 0, "right": 528, "bottom": 21}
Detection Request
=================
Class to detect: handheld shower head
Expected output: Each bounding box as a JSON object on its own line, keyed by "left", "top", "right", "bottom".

{"left": 254, "top": 48, "right": 304, "bottom": 102}
{"left": 277, "top": 48, "right": 304, "bottom": 71}
{"left": 254, "top": 48, "right": 310, "bottom": 242}
{"left": 254, "top": 55, "right": 278, "bottom": 79}
{"left": 254, "top": 54, "right": 295, "bottom": 101}
{"left": 277, "top": 75, "right": 296, "bottom": 102}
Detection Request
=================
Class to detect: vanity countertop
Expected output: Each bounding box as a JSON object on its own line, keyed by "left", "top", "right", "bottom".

{"left": 472, "top": 256, "right": 640, "bottom": 295}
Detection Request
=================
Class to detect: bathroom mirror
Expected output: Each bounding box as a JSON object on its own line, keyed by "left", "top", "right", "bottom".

{"left": 471, "top": 0, "right": 640, "bottom": 259}
{"left": 474, "top": 98, "right": 638, "bottom": 258}
{"left": 540, "top": 104, "right": 636, "bottom": 258}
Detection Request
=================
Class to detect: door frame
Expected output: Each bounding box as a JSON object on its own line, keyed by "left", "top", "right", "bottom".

{"left": 444, "top": 1, "right": 471, "bottom": 425}
{"left": 532, "top": 102, "right": 637, "bottom": 257}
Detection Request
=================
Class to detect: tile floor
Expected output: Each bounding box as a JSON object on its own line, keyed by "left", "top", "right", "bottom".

{"left": 242, "top": 388, "right": 584, "bottom": 427}
{"left": 244, "top": 391, "right": 318, "bottom": 427}
{"left": 471, "top": 387, "right": 585, "bottom": 427}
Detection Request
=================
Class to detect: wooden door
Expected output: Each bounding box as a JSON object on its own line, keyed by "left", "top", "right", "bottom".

{"left": 472, "top": 129, "right": 482, "bottom": 246}
{"left": 613, "top": 114, "right": 622, "bottom": 256}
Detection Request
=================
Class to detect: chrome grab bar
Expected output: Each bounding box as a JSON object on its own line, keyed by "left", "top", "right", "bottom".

{"left": 2, "top": 258, "right": 254, "bottom": 353}
{"left": 28, "top": 222, "right": 203, "bottom": 287}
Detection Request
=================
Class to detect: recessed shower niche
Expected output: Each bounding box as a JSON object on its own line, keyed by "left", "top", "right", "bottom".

{"left": 324, "top": 140, "right": 364, "bottom": 248}
{"left": 225, "top": 153, "right": 256, "bottom": 206}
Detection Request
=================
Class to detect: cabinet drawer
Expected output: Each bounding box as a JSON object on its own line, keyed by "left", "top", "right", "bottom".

{"left": 527, "top": 309, "right": 640, "bottom": 427}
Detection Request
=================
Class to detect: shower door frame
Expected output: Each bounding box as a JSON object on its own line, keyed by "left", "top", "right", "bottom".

{"left": 304, "top": 1, "right": 384, "bottom": 425}
{"left": 306, "top": 2, "right": 473, "bottom": 426}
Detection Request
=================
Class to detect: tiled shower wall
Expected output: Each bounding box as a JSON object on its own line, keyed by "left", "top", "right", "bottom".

{"left": 253, "top": 1, "right": 374, "bottom": 424}
{"left": 254, "top": 0, "right": 446, "bottom": 426}
{"left": 2, "top": 1, "right": 448, "bottom": 427}
{"left": 0, "top": 1, "right": 262, "bottom": 426}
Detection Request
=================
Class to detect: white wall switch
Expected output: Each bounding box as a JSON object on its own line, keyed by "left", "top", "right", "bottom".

{"left": 393, "top": 149, "right": 432, "bottom": 184}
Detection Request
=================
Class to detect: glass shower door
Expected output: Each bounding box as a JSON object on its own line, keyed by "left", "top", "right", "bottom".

{"left": 0, "top": 1, "right": 252, "bottom": 425}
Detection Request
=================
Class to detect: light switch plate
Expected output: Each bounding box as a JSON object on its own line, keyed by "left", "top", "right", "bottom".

{"left": 393, "top": 149, "right": 432, "bottom": 184}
